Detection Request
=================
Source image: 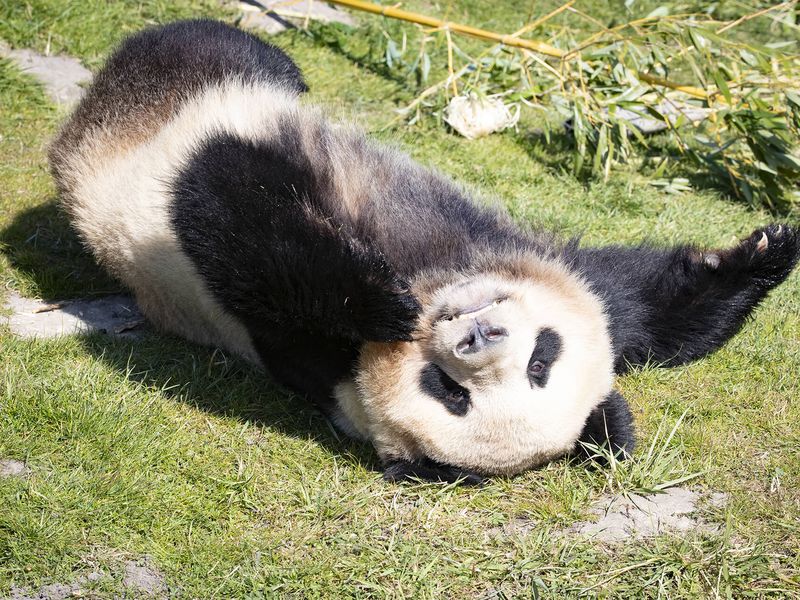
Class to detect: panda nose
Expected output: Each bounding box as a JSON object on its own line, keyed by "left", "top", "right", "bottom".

{"left": 456, "top": 320, "right": 508, "bottom": 355}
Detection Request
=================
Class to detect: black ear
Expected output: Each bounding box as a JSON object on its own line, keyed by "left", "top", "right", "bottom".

{"left": 382, "top": 458, "right": 486, "bottom": 485}
{"left": 575, "top": 224, "right": 799, "bottom": 373}
{"left": 575, "top": 391, "right": 635, "bottom": 461}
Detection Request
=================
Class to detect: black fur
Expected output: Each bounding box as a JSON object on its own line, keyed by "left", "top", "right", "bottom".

{"left": 382, "top": 459, "right": 485, "bottom": 485}
{"left": 575, "top": 224, "right": 800, "bottom": 373}
{"left": 419, "top": 364, "right": 471, "bottom": 416}
{"left": 52, "top": 19, "right": 306, "bottom": 160}
{"left": 575, "top": 391, "right": 636, "bottom": 460}
{"left": 101, "top": 19, "right": 307, "bottom": 94}
{"left": 527, "top": 327, "right": 562, "bottom": 388}
{"left": 171, "top": 131, "right": 420, "bottom": 344}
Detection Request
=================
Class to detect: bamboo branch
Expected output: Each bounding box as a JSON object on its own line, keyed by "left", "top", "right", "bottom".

{"left": 325, "top": 0, "right": 566, "bottom": 58}
{"left": 324, "top": 0, "right": 727, "bottom": 102}
{"left": 716, "top": 0, "right": 796, "bottom": 34}
{"left": 508, "top": 0, "right": 576, "bottom": 40}
{"left": 444, "top": 28, "right": 457, "bottom": 96}
{"left": 635, "top": 72, "right": 715, "bottom": 102}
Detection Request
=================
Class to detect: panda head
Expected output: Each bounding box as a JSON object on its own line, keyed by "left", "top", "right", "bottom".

{"left": 333, "top": 252, "right": 617, "bottom": 477}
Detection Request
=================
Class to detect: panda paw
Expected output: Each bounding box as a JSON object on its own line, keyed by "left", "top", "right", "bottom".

{"left": 351, "top": 276, "right": 421, "bottom": 343}
{"left": 701, "top": 224, "right": 799, "bottom": 287}
{"left": 382, "top": 458, "right": 486, "bottom": 485}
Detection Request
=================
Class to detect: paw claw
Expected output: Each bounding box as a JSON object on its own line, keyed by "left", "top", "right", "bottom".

{"left": 704, "top": 253, "right": 721, "bottom": 269}
{"left": 756, "top": 231, "right": 769, "bottom": 253}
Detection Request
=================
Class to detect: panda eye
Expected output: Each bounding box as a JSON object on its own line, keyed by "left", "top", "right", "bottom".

{"left": 529, "top": 360, "right": 545, "bottom": 375}
{"left": 527, "top": 359, "right": 548, "bottom": 387}
{"left": 527, "top": 328, "right": 563, "bottom": 388}
{"left": 419, "top": 363, "right": 471, "bottom": 416}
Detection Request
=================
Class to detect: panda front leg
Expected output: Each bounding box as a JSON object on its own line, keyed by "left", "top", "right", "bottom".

{"left": 577, "top": 224, "right": 799, "bottom": 371}
{"left": 272, "top": 223, "right": 423, "bottom": 344}
{"left": 170, "top": 134, "right": 422, "bottom": 346}
{"left": 244, "top": 225, "right": 421, "bottom": 344}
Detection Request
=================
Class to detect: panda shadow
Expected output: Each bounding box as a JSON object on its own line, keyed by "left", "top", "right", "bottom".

{"left": 75, "top": 332, "right": 381, "bottom": 473}
{"left": 0, "top": 197, "right": 121, "bottom": 299}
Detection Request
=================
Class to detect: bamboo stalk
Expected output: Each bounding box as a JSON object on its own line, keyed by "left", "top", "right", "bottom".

{"left": 635, "top": 72, "right": 714, "bottom": 102}
{"left": 325, "top": 0, "right": 566, "bottom": 58}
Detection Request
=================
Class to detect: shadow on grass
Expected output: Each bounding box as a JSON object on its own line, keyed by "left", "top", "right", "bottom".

{"left": 301, "top": 21, "right": 416, "bottom": 90}
{"left": 513, "top": 126, "right": 798, "bottom": 218}
{"left": 2, "top": 200, "right": 380, "bottom": 474}
{"left": 0, "top": 197, "right": 120, "bottom": 298}
{"left": 511, "top": 128, "right": 592, "bottom": 188}
{"left": 76, "top": 331, "right": 380, "bottom": 473}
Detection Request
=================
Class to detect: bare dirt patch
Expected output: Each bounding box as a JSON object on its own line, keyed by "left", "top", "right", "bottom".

{"left": 0, "top": 459, "right": 28, "bottom": 478}
{"left": 0, "top": 42, "right": 91, "bottom": 106}
{"left": 495, "top": 487, "right": 728, "bottom": 543}
{"left": 122, "top": 559, "right": 168, "bottom": 596}
{"left": 3, "top": 292, "right": 145, "bottom": 339}
{"left": 5, "top": 572, "right": 103, "bottom": 600}
{"left": 227, "top": 0, "right": 355, "bottom": 34}
{"left": 4, "top": 559, "right": 169, "bottom": 599}
{"left": 568, "top": 487, "right": 728, "bottom": 543}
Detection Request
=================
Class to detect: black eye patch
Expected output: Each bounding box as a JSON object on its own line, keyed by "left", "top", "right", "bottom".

{"left": 528, "top": 328, "right": 562, "bottom": 388}
{"left": 419, "top": 363, "right": 471, "bottom": 416}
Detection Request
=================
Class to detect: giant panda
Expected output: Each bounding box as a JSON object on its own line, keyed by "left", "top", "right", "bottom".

{"left": 49, "top": 19, "right": 800, "bottom": 484}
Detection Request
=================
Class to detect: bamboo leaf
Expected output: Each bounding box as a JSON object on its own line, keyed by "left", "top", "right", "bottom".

{"left": 688, "top": 28, "right": 709, "bottom": 53}
{"left": 711, "top": 69, "right": 732, "bottom": 105}
{"left": 385, "top": 39, "right": 399, "bottom": 67}
{"left": 420, "top": 52, "right": 430, "bottom": 82}
{"left": 646, "top": 6, "right": 670, "bottom": 18}
{"left": 739, "top": 49, "right": 758, "bottom": 67}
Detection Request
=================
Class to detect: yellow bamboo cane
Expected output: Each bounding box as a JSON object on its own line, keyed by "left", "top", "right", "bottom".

{"left": 325, "top": 0, "right": 566, "bottom": 58}
{"left": 634, "top": 72, "right": 712, "bottom": 102}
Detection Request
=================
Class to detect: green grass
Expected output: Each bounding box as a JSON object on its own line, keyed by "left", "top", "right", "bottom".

{"left": 1, "top": 1, "right": 799, "bottom": 597}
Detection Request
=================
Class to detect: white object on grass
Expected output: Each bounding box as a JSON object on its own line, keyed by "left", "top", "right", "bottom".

{"left": 444, "top": 94, "right": 519, "bottom": 139}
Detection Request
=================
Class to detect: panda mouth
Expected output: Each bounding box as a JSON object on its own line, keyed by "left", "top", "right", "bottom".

{"left": 437, "top": 296, "right": 507, "bottom": 322}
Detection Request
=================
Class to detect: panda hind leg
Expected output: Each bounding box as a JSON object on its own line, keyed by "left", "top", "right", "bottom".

{"left": 656, "top": 223, "right": 799, "bottom": 365}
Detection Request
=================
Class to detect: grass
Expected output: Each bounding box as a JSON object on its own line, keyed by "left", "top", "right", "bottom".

{"left": 580, "top": 409, "right": 704, "bottom": 497}
{"left": 1, "top": 1, "right": 799, "bottom": 597}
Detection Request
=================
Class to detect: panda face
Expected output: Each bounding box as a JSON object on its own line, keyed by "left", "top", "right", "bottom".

{"left": 334, "top": 258, "right": 616, "bottom": 476}
{"left": 424, "top": 274, "right": 565, "bottom": 390}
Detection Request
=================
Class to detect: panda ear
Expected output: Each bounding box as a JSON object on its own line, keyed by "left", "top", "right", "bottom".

{"left": 575, "top": 390, "right": 635, "bottom": 461}
{"left": 382, "top": 458, "right": 486, "bottom": 485}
